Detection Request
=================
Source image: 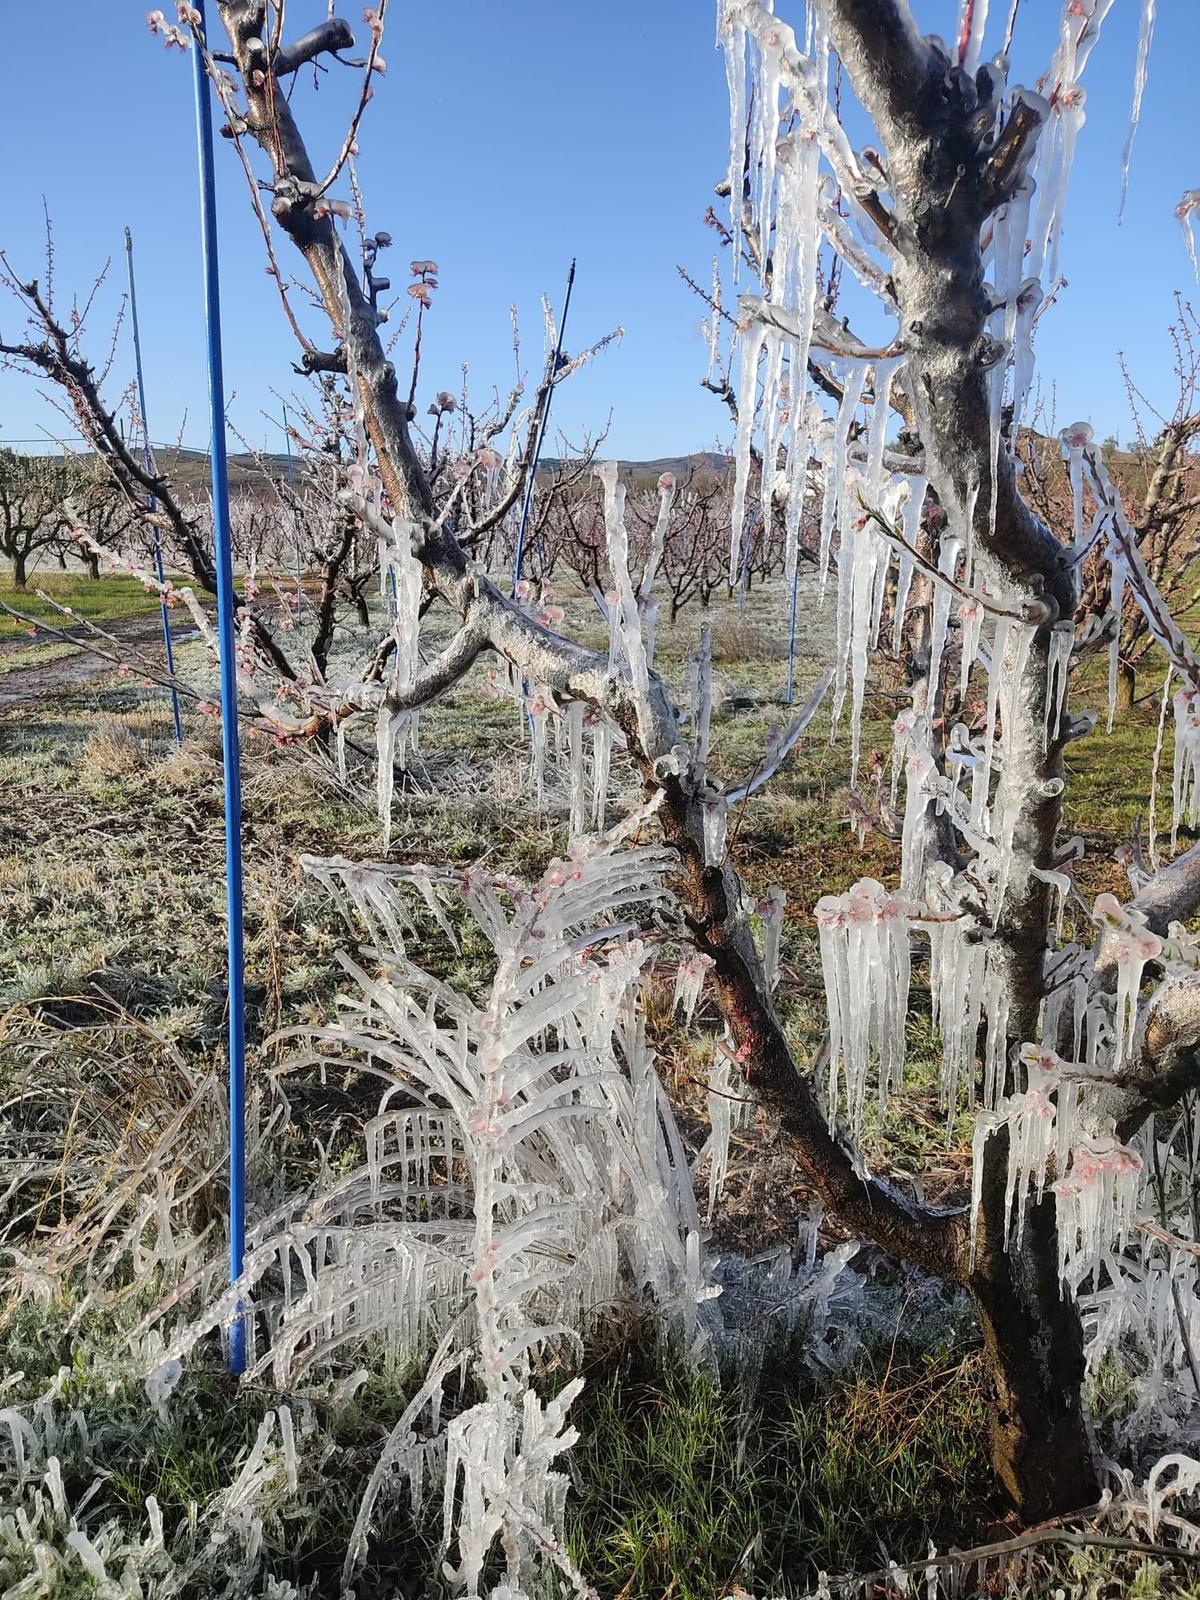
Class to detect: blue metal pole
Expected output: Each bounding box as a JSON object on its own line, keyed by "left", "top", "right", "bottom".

{"left": 190, "top": 1, "right": 248, "bottom": 1376}
{"left": 512, "top": 259, "right": 575, "bottom": 594}
{"left": 124, "top": 228, "right": 184, "bottom": 746}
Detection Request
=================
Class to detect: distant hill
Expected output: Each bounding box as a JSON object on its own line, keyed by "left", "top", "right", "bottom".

{"left": 159, "top": 447, "right": 732, "bottom": 493}
{"left": 541, "top": 451, "right": 730, "bottom": 484}
{"left": 1, "top": 443, "right": 731, "bottom": 496}
{"left": 152, "top": 446, "right": 296, "bottom": 493}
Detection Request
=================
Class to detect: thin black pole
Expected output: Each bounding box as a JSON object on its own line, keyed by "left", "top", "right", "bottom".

{"left": 124, "top": 228, "right": 184, "bottom": 745}
{"left": 512, "top": 259, "right": 575, "bottom": 592}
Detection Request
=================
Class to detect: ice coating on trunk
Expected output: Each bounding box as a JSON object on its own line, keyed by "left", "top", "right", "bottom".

{"left": 703, "top": 800, "right": 728, "bottom": 868}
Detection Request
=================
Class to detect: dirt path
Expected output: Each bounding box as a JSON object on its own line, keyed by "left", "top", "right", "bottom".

{"left": 0, "top": 613, "right": 197, "bottom": 711}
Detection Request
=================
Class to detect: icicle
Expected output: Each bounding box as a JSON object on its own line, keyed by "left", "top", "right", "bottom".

{"left": 975, "top": 1045, "right": 1063, "bottom": 1252}
{"left": 959, "top": 0, "right": 991, "bottom": 77}
{"left": 567, "top": 700, "right": 586, "bottom": 838}
{"left": 591, "top": 718, "right": 612, "bottom": 832}
{"left": 1054, "top": 1134, "right": 1143, "bottom": 1290}
{"left": 969, "top": 1110, "right": 999, "bottom": 1270}
{"left": 1009, "top": 276, "right": 1042, "bottom": 434}
{"left": 528, "top": 694, "right": 548, "bottom": 806}
{"left": 958, "top": 598, "right": 984, "bottom": 702}
{"left": 1118, "top": 0, "right": 1156, "bottom": 223}
{"left": 729, "top": 317, "right": 767, "bottom": 582}
{"left": 891, "top": 476, "right": 926, "bottom": 656}
{"left": 977, "top": 614, "right": 1010, "bottom": 830}
{"left": 376, "top": 705, "right": 405, "bottom": 850}
{"left": 818, "top": 360, "right": 868, "bottom": 600}
{"left": 926, "top": 533, "right": 962, "bottom": 715}
{"left": 720, "top": 8, "right": 748, "bottom": 276}
{"left": 814, "top": 878, "right": 912, "bottom": 1133}
{"left": 702, "top": 801, "right": 728, "bottom": 868}
{"left": 1179, "top": 190, "right": 1200, "bottom": 281}
{"left": 753, "top": 32, "right": 784, "bottom": 272}
{"left": 1060, "top": 421, "right": 1092, "bottom": 549}
{"left": 597, "top": 460, "right": 656, "bottom": 748}
{"left": 1033, "top": 866, "right": 1071, "bottom": 945}
{"left": 705, "top": 1038, "right": 748, "bottom": 1222}
{"left": 704, "top": 258, "right": 722, "bottom": 384}
{"left": 692, "top": 624, "right": 714, "bottom": 781}
{"left": 757, "top": 885, "right": 786, "bottom": 992}
{"left": 843, "top": 504, "right": 889, "bottom": 783}
{"left": 776, "top": 123, "right": 822, "bottom": 586}
{"left": 991, "top": 621, "right": 1039, "bottom": 919}
{"left": 641, "top": 473, "right": 676, "bottom": 603}
{"left": 673, "top": 951, "right": 714, "bottom": 1028}
{"left": 759, "top": 328, "right": 785, "bottom": 536}
{"left": 982, "top": 983, "right": 1010, "bottom": 1112}
{"left": 1047, "top": 91, "right": 1087, "bottom": 282}
{"left": 1092, "top": 891, "right": 1164, "bottom": 1062}
{"left": 1046, "top": 621, "right": 1073, "bottom": 739}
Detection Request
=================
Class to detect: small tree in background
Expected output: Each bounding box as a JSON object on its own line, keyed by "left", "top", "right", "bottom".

{"left": 0, "top": 449, "right": 76, "bottom": 587}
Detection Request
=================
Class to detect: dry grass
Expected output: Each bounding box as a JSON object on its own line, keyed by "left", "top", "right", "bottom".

{"left": 709, "top": 610, "right": 787, "bottom": 664}
{"left": 82, "top": 718, "right": 150, "bottom": 779}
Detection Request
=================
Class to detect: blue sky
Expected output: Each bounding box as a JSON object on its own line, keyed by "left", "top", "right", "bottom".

{"left": 0, "top": 2, "right": 1195, "bottom": 460}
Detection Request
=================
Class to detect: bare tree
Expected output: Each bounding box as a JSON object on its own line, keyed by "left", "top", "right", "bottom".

{"left": 157, "top": 0, "right": 1200, "bottom": 1521}
{"left": 0, "top": 450, "right": 78, "bottom": 587}
{"left": 7, "top": 0, "right": 1200, "bottom": 1539}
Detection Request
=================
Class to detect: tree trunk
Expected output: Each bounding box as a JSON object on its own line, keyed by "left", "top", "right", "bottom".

{"left": 968, "top": 1138, "right": 1098, "bottom": 1517}
{"left": 11, "top": 551, "right": 27, "bottom": 588}
{"left": 966, "top": 620, "right": 1098, "bottom": 1517}
{"left": 84, "top": 551, "right": 100, "bottom": 581}
{"left": 1115, "top": 660, "right": 1136, "bottom": 712}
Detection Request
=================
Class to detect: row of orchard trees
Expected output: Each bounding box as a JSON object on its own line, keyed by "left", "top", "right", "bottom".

{"left": 0, "top": 449, "right": 134, "bottom": 587}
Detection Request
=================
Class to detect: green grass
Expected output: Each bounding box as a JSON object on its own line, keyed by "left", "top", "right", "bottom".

{"left": 0, "top": 571, "right": 170, "bottom": 642}
{"left": 566, "top": 1327, "right": 996, "bottom": 1598}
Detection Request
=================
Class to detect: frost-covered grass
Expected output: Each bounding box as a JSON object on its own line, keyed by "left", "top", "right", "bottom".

{"left": 1, "top": 576, "right": 1195, "bottom": 1597}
